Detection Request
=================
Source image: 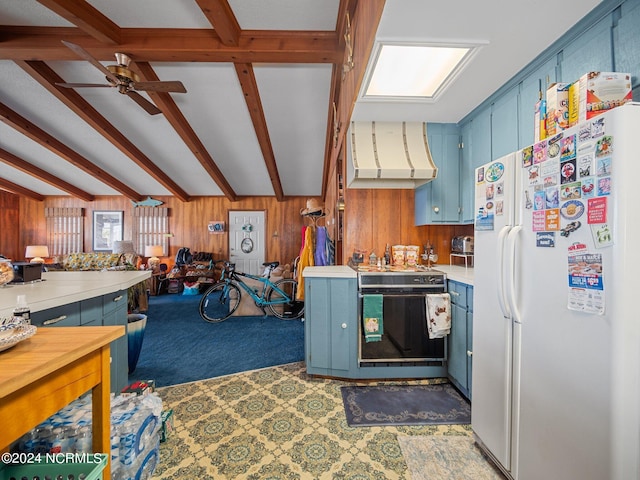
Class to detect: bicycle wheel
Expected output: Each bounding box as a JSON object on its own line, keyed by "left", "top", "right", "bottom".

{"left": 266, "top": 278, "right": 304, "bottom": 319}
{"left": 199, "top": 282, "right": 241, "bottom": 323}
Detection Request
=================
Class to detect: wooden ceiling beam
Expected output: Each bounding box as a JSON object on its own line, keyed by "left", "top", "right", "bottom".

{"left": 0, "top": 27, "right": 341, "bottom": 63}
{"left": 0, "top": 177, "right": 46, "bottom": 202}
{"left": 0, "top": 146, "right": 93, "bottom": 201}
{"left": 234, "top": 63, "right": 284, "bottom": 201}
{"left": 0, "top": 102, "right": 144, "bottom": 202}
{"left": 36, "top": 0, "right": 121, "bottom": 45}
{"left": 17, "top": 60, "right": 192, "bottom": 202}
{"left": 133, "top": 61, "right": 238, "bottom": 202}
{"left": 327, "top": 0, "right": 385, "bottom": 183}
{"left": 195, "top": 0, "right": 241, "bottom": 46}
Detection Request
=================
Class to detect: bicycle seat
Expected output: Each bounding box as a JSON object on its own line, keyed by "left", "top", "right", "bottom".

{"left": 262, "top": 261, "right": 279, "bottom": 269}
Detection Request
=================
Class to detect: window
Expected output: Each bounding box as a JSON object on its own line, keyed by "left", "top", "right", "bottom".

{"left": 45, "top": 207, "right": 84, "bottom": 255}
{"left": 132, "top": 207, "right": 169, "bottom": 255}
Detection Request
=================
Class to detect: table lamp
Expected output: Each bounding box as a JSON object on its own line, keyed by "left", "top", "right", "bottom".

{"left": 25, "top": 245, "right": 49, "bottom": 263}
{"left": 144, "top": 245, "right": 163, "bottom": 270}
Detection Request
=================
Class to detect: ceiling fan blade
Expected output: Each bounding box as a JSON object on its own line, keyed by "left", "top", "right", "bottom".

{"left": 126, "top": 91, "right": 162, "bottom": 115}
{"left": 56, "top": 82, "right": 114, "bottom": 89}
{"left": 132, "top": 81, "right": 187, "bottom": 93}
{"left": 61, "top": 40, "right": 121, "bottom": 85}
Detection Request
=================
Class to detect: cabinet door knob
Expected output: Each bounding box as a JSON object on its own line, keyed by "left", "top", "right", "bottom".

{"left": 433, "top": 206, "right": 440, "bottom": 213}
{"left": 112, "top": 295, "right": 124, "bottom": 302}
{"left": 450, "top": 291, "right": 460, "bottom": 297}
{"left": 341, "top": 323, "right": 347, "bottom": 329}
{"left": 467, "top": 350, "right": 473, "bottom": 357}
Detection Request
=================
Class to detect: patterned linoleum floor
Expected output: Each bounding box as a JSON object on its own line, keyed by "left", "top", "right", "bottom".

{"left": 154, "top": 362, "right": 504, "bottom": 479}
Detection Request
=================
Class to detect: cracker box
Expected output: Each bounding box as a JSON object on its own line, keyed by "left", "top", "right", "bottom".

{"left": 160, "top": 409, "right": 174, "bottom": 442}
{"left": 572, "top": 72, "right": 632, "bottom": 123}
{"left": 534, "top": 98, "right": 547, "bottom": 142}
{"left": 546, "top": 82, "right": 570, "bottom": 135}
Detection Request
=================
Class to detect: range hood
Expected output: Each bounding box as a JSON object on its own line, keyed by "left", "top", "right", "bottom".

{"left": 346, "top": 121, "right": 438, "bottom": 189}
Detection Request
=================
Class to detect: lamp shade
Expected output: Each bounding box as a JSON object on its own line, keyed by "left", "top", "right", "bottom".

{"left": 25, "top": 245, "right": 49, "bottom": 263}
{"left": 144, "top": 245, "right": 163, "bottom": 258}
{"left": 113, "top": 240, "right": 135, "bottom": 254}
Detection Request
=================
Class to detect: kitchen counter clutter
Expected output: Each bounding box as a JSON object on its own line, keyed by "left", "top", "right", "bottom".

{"left": 0, "top": 270, "right": 150, "bottom": 319}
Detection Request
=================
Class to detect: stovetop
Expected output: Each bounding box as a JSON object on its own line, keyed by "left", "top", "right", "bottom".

{"left": 352, "top": 264, "right": 446, "bottom": 290}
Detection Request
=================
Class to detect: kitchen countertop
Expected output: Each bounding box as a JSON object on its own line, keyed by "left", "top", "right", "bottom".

{"left": 0, "top": 270, "right": 151, "bottom": 319}
{"left": 302, "top": 264, "right": 473, "bottom": 285}
{"left": 432, "top": 265, "right": 474, "bottom": 286}
{"left": 303, "top": 265, "right": 357, "bottom": 278}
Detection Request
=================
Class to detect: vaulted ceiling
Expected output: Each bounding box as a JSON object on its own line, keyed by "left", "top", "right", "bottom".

{"left": 0, "top": 0, "right": 601, "bottom": 203}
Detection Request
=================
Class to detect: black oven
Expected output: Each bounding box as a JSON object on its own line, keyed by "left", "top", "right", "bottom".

{"left": 357, "top": 269, "right": 447, "bottom": 366}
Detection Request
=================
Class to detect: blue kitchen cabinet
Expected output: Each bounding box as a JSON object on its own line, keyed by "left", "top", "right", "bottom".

{"left": 30, "top": 291, "right": 128, "bottom": 393}
{"left": 491, "top": 86, "right": 520, "bottom": 159}
{"left": 102, "top": 290, "right": 129, "bottom": 393}
{"left": 459, "top": 121, "right": 474, "bottom": 224}
{"left": 415, "top": 123, "right": 461, "bottom": 225}
{"left": 304, "top": 276, "right": 357, "bottom": 377}
{"left": 469, "top": 107, "right": 492, "bottom": 169}
{"left": 559, "top": 16, "right": 612, "bottom": 85}
{"left": 518, "top": 57, "right": 557, "bottom": 149}
{"left": 447, "top": 280, "right": 473, "bottom": 400}
{"left": 31, "top": 303, "right": 81, "bottom": 327}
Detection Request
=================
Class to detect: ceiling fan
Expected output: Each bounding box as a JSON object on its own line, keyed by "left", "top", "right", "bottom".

{"left": 56, "top": 41, "right": 187, "bottom": 115}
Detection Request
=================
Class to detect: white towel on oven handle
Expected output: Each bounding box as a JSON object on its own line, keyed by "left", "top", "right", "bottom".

{"left": 426, "top": 293, "right": 451, "bottom": 339}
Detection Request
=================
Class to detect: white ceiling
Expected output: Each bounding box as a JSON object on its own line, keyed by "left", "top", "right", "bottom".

{"left": 0, "top": 0, "right": 602, "bottom": 200}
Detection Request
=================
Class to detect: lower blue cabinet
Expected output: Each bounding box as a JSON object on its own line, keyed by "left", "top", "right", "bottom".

{"left": 31, "top": 291, "right": 128, "bottom": 393}
{"left": 447, "top": 280, "right": 473, "bottom": 400}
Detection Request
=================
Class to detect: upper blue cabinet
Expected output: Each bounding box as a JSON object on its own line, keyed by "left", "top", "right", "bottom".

{"left": 415, "top": 123, "right": 461, "bottom": 225}
{"left": 416, "top": 0, "right": 639, "bottom": 226}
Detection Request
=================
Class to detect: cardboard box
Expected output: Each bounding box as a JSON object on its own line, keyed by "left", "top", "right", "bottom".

{"left": 571, "top": 72, "right": 632, "bottom": 124}
{"left": 546, "top": 83, "right": 570, "bottom": 135}
{"left": 160, "top": 409, "right": 174, "bottom": 442}
{"left": 121, "top": 380, "right": 156, "bottom": 396}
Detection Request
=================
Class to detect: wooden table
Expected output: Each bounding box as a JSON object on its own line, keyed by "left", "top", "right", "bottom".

{"left": 0, "top": 326, "right": 124, "bottom": 478}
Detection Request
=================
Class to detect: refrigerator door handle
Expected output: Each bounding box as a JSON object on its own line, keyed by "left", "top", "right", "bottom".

{"left": 506, "top": 225, "right": 522, "bottom": 324}
{"left": 497, "top": 225, "right": 512, "bottom": 318}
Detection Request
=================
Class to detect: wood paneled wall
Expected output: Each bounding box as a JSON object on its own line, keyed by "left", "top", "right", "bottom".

{"left": 343, "top": 188, "right": 474, "bottom": 264}
{"left": 17, "top": 195, "right": 315, "bottom": 266}
{"left": 5, "top": 187, "right": 473, "bottom": 267}
{"left": 0, "top": 191, "right": 20, "bottom": 260}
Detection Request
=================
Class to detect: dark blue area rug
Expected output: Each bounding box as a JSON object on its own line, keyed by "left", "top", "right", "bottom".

{"left": 128, "top": 293, "right": 304, "bottom": 387}
{"left": 341, "top": 383, "right": 471, "bottom": 427}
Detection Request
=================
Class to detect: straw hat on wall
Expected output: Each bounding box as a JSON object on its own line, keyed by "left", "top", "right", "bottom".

{"left": 300, "top": 198, "right": 326, "bottom": 216}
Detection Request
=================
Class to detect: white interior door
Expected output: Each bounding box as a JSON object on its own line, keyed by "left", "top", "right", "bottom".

{"left": 229, "top": 211, "right": 265, "bottom": 275}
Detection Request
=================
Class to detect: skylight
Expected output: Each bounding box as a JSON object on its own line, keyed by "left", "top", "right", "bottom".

{"left": 363, "top": 43, "right": 477, "bottom": 101}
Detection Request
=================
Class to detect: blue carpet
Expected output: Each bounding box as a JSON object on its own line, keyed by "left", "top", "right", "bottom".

{"left": 128, "top": 293, "right": 304, "bottom": 387}
{"left": 341, "top": 383, "right": 471, "bottom": 427}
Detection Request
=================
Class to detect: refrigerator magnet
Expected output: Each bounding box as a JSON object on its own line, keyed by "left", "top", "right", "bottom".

{"left": 536, "top": 232, "right": 556, "bottom": 247}
{"left": 591, "top": 223, "right": 613, "bottom": 248}
{"left": 595, "top": 135, "right": 613, "bottom": 157}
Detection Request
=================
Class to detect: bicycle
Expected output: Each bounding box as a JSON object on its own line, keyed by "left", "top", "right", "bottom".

{"left": 199, "top": 260, "right": 304, "bottom": 323}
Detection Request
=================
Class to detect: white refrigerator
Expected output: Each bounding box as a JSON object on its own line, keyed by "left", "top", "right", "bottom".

{"left": 472, "top": 103, "right": 640, "bottom": 480}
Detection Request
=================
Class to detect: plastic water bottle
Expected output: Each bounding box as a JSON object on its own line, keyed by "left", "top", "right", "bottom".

{"left": 13, "top": 294, "right": 30, "bottom": 324}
